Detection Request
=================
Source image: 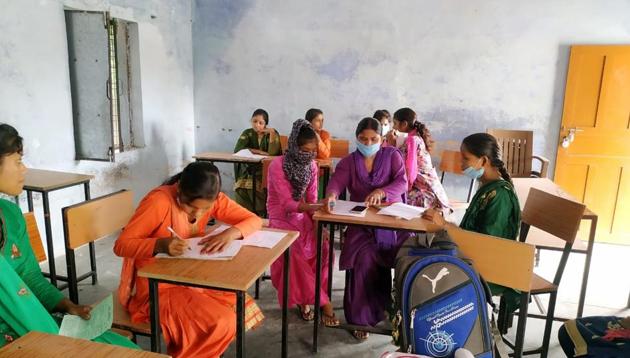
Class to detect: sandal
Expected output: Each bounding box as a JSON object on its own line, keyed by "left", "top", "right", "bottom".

{"left": 321, "top": 312, "right": 340, "bottom": 327}
{"left": 296, "top": 305, "right": 314, "bottom": 321}
{"left": 352, "top": 330, "right": 369, "bottom": 341}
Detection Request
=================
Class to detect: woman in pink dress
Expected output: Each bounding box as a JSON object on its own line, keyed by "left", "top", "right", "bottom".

{"left": 389, "top": 108, "right": 450, "bottom": 213}
{"left": 268, "top": 119, "right": 339, "bottom": 327}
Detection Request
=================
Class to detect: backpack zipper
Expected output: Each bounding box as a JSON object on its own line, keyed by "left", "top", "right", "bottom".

{"left": 409, "top": 308, "right": 416, "bottom": 353}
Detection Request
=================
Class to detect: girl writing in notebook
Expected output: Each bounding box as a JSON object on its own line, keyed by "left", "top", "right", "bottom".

{"left": 234, "top": 108, "right": 282, "bottom": 216}
{"left": 0, "top": 123, "right": 138, "bottom": 349}
{"left": 267, "top": 119, "right": 339, "bottom": 326}
{"left": 389, "top": 107, "right": 450, "bottom": 213}
{"left": 114, "top": 161, "right": 264, "bottom": 357}
{"left": 323, "top": 117, "right": 409, "bottom": 341}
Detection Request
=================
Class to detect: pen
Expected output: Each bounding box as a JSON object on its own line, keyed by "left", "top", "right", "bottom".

{"left": 167, "top": 226, "right": 191, "bottom": 250}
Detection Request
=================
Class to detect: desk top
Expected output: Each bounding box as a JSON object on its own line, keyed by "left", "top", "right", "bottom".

{"left": 0, "top": 331, "right": 168, "bottom": 357}
{"left": 313, "top": 207, "right": 441, "bottom": 232}
{"left": 512, "top": 178, "right": 596, "bottom": 217}
{"left": 138, "top": 229, "right": 299, "bottom": 291}
{"left": 23, "top": 169, "right": 94, "bottom": 192}
{"left": 193, "top": 151, "right": 266, "bottom": 163}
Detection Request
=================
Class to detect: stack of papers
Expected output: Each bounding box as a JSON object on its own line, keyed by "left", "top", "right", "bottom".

{"left": 331, "top": 200, "right": 368, "bottom": 217}
{"left": 233, "top": 149, "right": 266, "bottom": 160}
{"left": 377, "top": 202, "right": 426, "bottom": 220}
{"left": 59, "top": 294, "right": 113, "bottom": 340}
{"left": 156, "top": 225, "right": 287, "bottom": 260}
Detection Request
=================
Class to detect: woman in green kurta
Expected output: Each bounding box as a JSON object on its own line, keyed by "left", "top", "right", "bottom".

{"left": 0, "top": 123, "right": 137, "bottom": 349}
{"left": 424, "top": 133, "right": 521, "bottom": 314}
{"left": 234, "top": 109, "right": 282, "bottom": 216}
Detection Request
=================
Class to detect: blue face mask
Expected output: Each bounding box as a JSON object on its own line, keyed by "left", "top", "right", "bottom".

{"left": 356, "top": 140, "right": 380, "bottom": 157}
{"left": 463, "top": 159, "right": 484, "bottom": 179}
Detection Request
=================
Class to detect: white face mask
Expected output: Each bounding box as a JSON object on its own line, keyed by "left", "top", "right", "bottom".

{"left": 380, "top": 124, "right": 390, "bottom": 136}
{"left": 395, "top": 131, "right": 409, "bottom": 148}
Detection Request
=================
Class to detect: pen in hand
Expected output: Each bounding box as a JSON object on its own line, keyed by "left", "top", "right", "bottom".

{"left": 167, "top": 226, "right": 191, "bottom": 251}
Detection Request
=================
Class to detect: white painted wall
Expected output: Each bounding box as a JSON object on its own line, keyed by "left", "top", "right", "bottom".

{"left": 192, "top": 0, "right": 630, "bottom": 198}
{"left": 0, "top": 0, "right": 195, "bottom": 257}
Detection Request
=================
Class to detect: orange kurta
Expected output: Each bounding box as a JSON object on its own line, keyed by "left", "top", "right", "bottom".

{"left": 316, "top": 129, "right": 332, "bottom": 159}
{"left": 114, "top": 184, "right": 262, "bottom": 358}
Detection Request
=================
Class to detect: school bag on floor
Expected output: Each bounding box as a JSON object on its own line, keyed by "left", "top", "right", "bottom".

{"left": 391, "top": 231, "right": 497, "bottom": 358}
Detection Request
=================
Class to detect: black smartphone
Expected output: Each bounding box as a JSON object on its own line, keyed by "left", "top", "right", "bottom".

{"left": 350, "top": 205, "right": 368, "bottom": 214}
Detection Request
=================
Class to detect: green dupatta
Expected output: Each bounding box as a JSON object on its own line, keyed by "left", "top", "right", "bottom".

{"left": 233, "top": 128, "right": 281, "bottom": 191}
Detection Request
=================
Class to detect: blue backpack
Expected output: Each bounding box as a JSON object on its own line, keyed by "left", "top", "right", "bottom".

{"left": 392, "top": 231, "right": 495, "bottom": 358}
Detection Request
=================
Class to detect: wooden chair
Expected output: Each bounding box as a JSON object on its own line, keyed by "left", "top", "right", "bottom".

{"left": 25, "top": 213, "right": 139, "bottom": 342}
{"left": 280, "top": 135, "right": 288, "bottom": 152}
{"left": 447, "top": 226, "right": 535, "bottom": 358}
{"left": 516, "top": 188, "right": 586, "bottom": 357}
{"left": 62, "top": 190, "right": 134, "bottom": 303}
{"left": 24, "top": 212, "right": 47, "bottom": 263}
{"left": 439, "top": 150, "right": 475, "bottom": 203}
{"left": 329, "top": 138, "right": 349, "bottom": 158}
{"left": 487, "top": 129, "right": 550, "bottom": 178}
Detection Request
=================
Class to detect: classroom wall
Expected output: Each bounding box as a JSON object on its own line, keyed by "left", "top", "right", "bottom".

{"left": 192, "top": 0, "right": 630, "bottom": 197}
{"left": 0, "top": 0, "right": 195, "bottom": 257}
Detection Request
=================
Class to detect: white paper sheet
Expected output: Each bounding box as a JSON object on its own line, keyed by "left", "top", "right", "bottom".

{"left": 233, "top": 149, "right": 266, "bottom": 160}
{"left": 330, "top": 200, "right": 368, "bottom": 217}
{"left": 377, "top": 202, "right": 426, "bottom": 220}
{"left": 242, "top": 230, "right": 287, "bottom": 248}
{"left": 59, "top": 294, "right": 113, "bottom": 340}
{"left": 157, "top": 225, "right": 242, "bottom": 260}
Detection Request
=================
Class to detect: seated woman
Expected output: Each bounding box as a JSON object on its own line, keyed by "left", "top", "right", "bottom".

{"left": 323, "top": 117, "right": 408, "bottom": 341}
{"left": 304, "top": 108, "right": 331, "bottom": 160}
{"left": 114, "top": 161, "right": 264, "bottom": 357}
{"left": 373, "top": 109, "right": 392, "bottom": 137}
{"left": 234, "top": 108, "right": 282, "bottom": 216}
{"left": 268, "top": 119, "right": 339, "bottom": 327}
{"left": 0, "top": 123, "right": 137, "bottom": 349}
{"left": 423, "top": 132, "right": 521, "bottom": 314}
{"left": 390, "top": 108, "right": 450, "bottom": 213}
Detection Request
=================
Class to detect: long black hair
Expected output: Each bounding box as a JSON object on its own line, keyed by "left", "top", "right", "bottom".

{"left": 462, "top": 133, "right": 512, "bottom": 183}
{"left": 252, "top": 108, "right": 269, "bottom": 125}
{"left": 0, "top": 123, "right": 24, "bottom": 162}
{"left": 355, "top": 117, "right": 381, "bottom": 137}
{"left": 304, "top": 108, "right": 323, "bottom": 123}
{"left": 393, "top": 108, "right": 431, "bottom": 150}
{"left": 164, "top": 162, "right": 222, "bottom": 203}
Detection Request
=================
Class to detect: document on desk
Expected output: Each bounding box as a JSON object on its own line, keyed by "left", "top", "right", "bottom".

{"left": 243, "top": 230, "right": 287, "bottom": 248}
{"left": 157, "top": 226, "right": 243, "bottom": 260}
{"left": 59, "top": 294, "right": 113, "bottom": 340}
{"left": 330, "top": 200, "right": 368, "bottom": 217}
{"left": 377, "top": 202, "right": 426, "bottom": 220}
{"left": 233, "top": 149, "right": 266, "bottom": 160}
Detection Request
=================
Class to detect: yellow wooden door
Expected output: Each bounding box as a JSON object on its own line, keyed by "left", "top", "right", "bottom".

{"left": 556, "top": 45, "right": 630, "bottom": 244}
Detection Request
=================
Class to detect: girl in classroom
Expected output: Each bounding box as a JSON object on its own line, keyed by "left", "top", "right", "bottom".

{"left": 114, "top": 161, "right": 264, "bottom": 357}
{"left": 234, "top": 108, "right": 282, "bottom": 216}
{"left": 0, "top": 123, "right": 138, "bottom": 349}
{"left": 267, "top": 119, "right": 339, "bottom": 327}
{"left": 373, "top": 109, "right": 392, "bottom": 136}
{"left": 323, "top": 117, "right": 409, "bottom": 341}
{"left": 304, "top": 108, "right": 331, "bottom": 160}
{"left": 389, "top": 107, "right": 450, "bottom": 213}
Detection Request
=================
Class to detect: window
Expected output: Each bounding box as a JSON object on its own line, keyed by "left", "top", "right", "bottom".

{"left": 65, "top": 10, "right": 144, "bottom": 161}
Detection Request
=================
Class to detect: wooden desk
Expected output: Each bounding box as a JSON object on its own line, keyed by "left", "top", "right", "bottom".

{"left": 310, "top": 208, "right": 440, "bottom": 352}
{"left": 194, "top": 152, "right": 266, "bottom": 215}
{"left": 139, "top": 228, "right": 299, "bottom": 358}
{"left": 512, "top": 178, "right": 598, "bottom": 318}
{"left": 20, "top": 169, "right": 94, "bottom": 287}
{"left": 0, "top": 331, "right": 168, "bottom": 357}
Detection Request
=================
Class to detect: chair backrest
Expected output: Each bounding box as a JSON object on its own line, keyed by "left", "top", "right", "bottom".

{"left": 280, "top": 135, "right": 288, "bottom": 152}
{"left": 330, "top": 138, "right": 350, "bottom": 158}
{"left": 521, "top": 188, "right": 586, "bottom": 244}
{"left": 23, "top": 212, "right": 47, "bottom": 263}
{"left": 439, "top": 150, "right": 464, "bottom": 175}
{"left": 487, "top": 129, "right": 533, "bottom": 178}
{"left": 62, "top": 190, "right": 135, "bottom": 250}
{"left": 448, "top": 226, "right": 535, "bottom": 292}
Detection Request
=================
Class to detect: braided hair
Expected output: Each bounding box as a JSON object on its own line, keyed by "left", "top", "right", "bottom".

{"left": 393, "top": 107, "right": 431, "bottom": 152}
{"left": 461, "top": 133, "right": 512, "bottom": 184}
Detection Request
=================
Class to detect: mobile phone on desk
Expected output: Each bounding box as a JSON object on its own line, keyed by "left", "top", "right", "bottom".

{"left": 350, "top": 205, "right": 368, "bottom": 214}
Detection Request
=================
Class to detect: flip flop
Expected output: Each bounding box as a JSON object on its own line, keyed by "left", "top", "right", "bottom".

{"left": 321, "top": 312, "right": 340, "bottom": 327}
{"left": 296, "top": 305, "right": 314, "bottom": 321}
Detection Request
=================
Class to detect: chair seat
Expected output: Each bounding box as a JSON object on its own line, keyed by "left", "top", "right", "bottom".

{"left": 530, "top": 274, "right": 557, "bottom": 294}
{"left": 525, "top": 227, "right": 588, "bottom": 252}
{"left": 112, "top": 292, "right": 151, "bottom": 335}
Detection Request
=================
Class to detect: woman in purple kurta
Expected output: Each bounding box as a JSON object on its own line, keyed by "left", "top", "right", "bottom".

{"left": 268, "top": 119, "right": 339, "bottom": 327}
{"left": 324, "top": 117, "right": 408, "bottom": 340}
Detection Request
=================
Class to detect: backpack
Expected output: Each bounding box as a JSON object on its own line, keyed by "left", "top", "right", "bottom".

{"left": 391, "top": 231, "right": 495, "bottom": 357}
